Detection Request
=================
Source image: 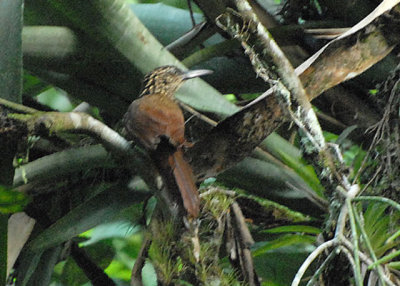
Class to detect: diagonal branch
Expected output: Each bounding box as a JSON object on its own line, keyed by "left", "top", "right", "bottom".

{"left": 9, "top": 111, "right": 130, "bottom": 154}
{"left": 4, "top": 107, "right": 157, "bottom": 191}
{"left": 187, "top": 2, "right": 400, "bottom": 180}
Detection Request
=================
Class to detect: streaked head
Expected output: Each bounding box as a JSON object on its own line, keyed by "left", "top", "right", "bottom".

{"left": 140, "top": 66, "right": 213, "bottom": 97}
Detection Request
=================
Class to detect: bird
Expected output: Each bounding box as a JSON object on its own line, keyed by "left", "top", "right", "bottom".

{"left": 123, "top": 65, "right": 213, "bottom": 217}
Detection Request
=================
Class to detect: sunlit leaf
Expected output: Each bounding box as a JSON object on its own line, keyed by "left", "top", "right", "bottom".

{"left": 262, "top": 225, "right": 321, "bottom": 235}
{"left": 359, "top": 202, "right": 400, "bottom": 257}
{"left": 252, "top": 234, "right": 315, "bottom": 257}
{"left": 0, "top": 185, "right": 29, "bottom": 214}
{"left": 278, "top": 150, "right": 325, "bottom": 198}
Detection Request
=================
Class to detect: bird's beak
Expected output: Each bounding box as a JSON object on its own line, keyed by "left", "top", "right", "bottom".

{"left": 182, "top": 69, "right": 213, "bottom": 80}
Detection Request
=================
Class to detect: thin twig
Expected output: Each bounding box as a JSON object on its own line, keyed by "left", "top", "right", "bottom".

{"left": 305, "top": 249, "right": 338, "bottom": 286}
{"left": 355, "top": 79, "right": 400, "bottom": 184}
{"left": 337, "top": 245, "right": 357, "bottom": 276}
{"left": 291, "top": 239, "right": 338, "bottom": 286}
{"left": 0, "top": 98, "right": 37, "bottom": 114}
{"left": 231, "top": 202, "right": 254, "bottom": 247}
{"left": 165, "top": 22, "right": 206, "bottom": 51}
{"left": 131, "top": 235, "right": 152, "bottom": 286}
{"left": 181, "top": 39, "right": 240, "bottom": 67}
{"left": 179, "top": 102, "right": 217, "bottom": 126}
{"left": 187, "top": 0, "right": 196, "bottom": 26}
{"left": 340, "top": 237, "right": 397, "bottom": 286}
{"left": 231, "top": 202, "right": 258, "bottom": 285}
{"left": 334, "top": 201, "right": 348, "bottom": 238}
{"left": 359, "top": 165, "right": 382, "bottom": 195}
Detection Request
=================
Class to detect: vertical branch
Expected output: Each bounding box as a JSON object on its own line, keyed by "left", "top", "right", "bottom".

{"left": 230, "top": 202, "right": 258, "bottom": 285}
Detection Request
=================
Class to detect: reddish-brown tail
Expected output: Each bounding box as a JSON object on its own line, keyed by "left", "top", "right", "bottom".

{"left": 168, "top": 148, "right": 200, "bottom": 217}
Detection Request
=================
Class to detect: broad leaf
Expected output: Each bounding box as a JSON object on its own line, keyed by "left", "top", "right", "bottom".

{"left": 27, "top": 186, "right": 147, "bottom": 252}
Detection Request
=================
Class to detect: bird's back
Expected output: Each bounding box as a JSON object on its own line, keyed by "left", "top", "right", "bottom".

{"left": 123, "top": 93, "right": 185, "bottom": 150}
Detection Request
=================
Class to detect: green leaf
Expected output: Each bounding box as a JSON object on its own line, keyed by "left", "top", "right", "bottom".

{"left": 22, "top": 72, "right": 49, "bottom": 97}
{"left": 336, "top": 125, "right": 358, "bottom": 145}
{"left": 369, "top": 89, "right": 378, "bottom": 95}
{"left": 15, "top": 250, "right": 43, "bottom": 286}
{"left": 388, "top": 261, "right": 400, "bottom": 270}
{"left": 24, "top": 246, "right": 62, "bottom": 286}
{"left": 262, "top": 225, "right": 321, "bottom": 235}
{"left": 359, "top": 201, "right": 400, "bottom": 257}
{"left": 36, "top": 87, "right": 74, "bottom": 111}
{"left": 13, "top": 145, "right": 112, "bottom": 187}
{"left": 261, "top": 132, "right": 325, "bottom": 197}
{"left": 364, "top": 202, "right": 387, "bottom": 228}
{"left": 253, "top": 244, "right": 314, "bottom": 285}
{"left": 323, "top": 131, "right": 339, "bottom": 142}
{"left": 27, "top": 185, "right": 148, "bottom": 252}
{"left": 351, "top": 148, "right": 367, "bottom": 178}
{"left": 0, "top": 185, "right": 29, "bottom": 214}
{"left": 278, "top": 149, "right": 325, "bottom": 197}
{"left": 80, "top": 220, "right": 141, "bottom": 246}
{"left": 252, "top": 234, "right": 316, "bottom": 257}
{"left": 368, "top": 249, "right": 400, "bottom": 270}
{"left": 261, "top": 132, "right": 301, "bottom": 161}
{"left": 219, "top": 157, "right": 323, "bottom": 216}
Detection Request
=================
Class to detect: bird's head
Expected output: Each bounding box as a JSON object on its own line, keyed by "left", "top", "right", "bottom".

{"left": 140, "top": 65, "right": 213, "bottom": 97}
